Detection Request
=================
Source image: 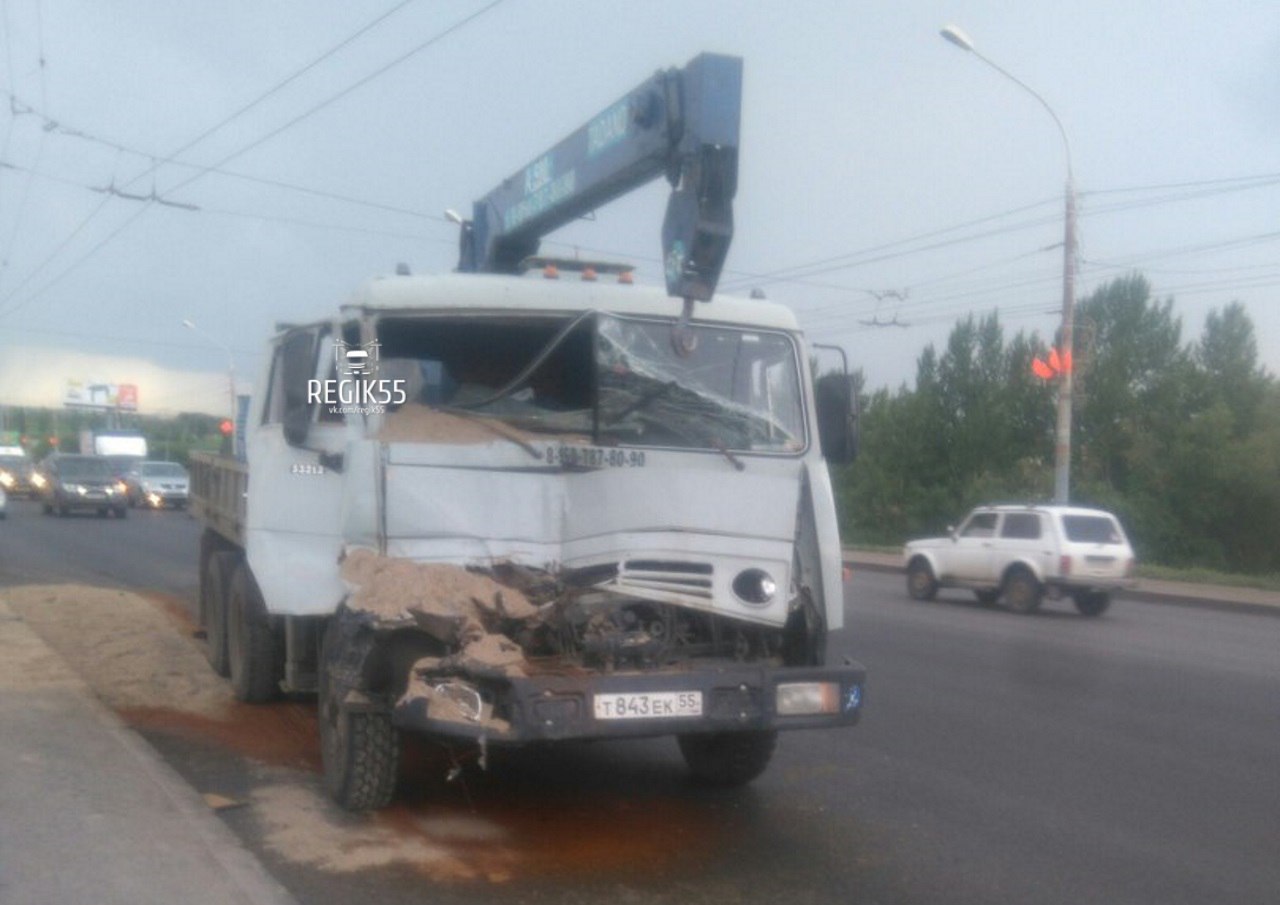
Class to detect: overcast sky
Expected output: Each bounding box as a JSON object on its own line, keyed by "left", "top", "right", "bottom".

{"left": 1, "top": 0, "right": 1277, "bottom": 412}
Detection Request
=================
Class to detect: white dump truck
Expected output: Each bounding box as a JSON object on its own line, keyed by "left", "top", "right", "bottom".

{"left": 190, "top": 53, "right": 865, "bottom": 811}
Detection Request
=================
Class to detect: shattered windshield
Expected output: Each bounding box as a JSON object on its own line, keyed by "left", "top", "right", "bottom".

{"left": 595, "top": 315, "right": 804, "bottom": 453}
{"left": 375, "top": 312, "right": 805, "bottom": 454}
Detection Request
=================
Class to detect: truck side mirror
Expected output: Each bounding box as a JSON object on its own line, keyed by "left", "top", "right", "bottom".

{"left": 281, "top": 331, "right": 317, "bottom": 447}
{"left": 815, "top": 371, "right": 858, "bottom": 465}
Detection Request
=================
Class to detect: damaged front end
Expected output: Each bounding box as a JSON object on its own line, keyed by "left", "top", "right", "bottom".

{"left": 331, "top": 549, "right": 865, "bottom": 747}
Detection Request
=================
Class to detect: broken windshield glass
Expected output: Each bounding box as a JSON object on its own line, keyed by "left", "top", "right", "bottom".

{"left": 373, "top": 312, "right": 805, "bottom": 453}
{"left": 595, "top": 315, "right": 805, "bottom": 453}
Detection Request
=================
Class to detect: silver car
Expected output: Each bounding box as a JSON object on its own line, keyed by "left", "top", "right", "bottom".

{"left": 126, "top": 460, "right": 191, "bottom": 509}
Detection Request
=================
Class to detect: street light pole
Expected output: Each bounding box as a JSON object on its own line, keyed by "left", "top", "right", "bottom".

{"left": 941, "top": 24, "right": 1077, "bottom": 503}
{"left": 182, "top": 319, "right": 237, "bottom": 450}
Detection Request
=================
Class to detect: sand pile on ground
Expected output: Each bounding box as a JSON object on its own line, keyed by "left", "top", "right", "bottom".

{"left": 4, "top": 585, "right": 233, "bottom": 718}
{"left": 251, "top": 782, "right": 518, "bottom": 881}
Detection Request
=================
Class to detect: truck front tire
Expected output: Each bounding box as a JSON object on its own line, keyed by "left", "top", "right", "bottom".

{"left": 319, "top": 620, "right": 400, "bottom": 811}
{"left": 678, "top": 730, "right": 778, "bottom": 786}
{"left": 226, "top": 564, "right": 281, "bottom": 703}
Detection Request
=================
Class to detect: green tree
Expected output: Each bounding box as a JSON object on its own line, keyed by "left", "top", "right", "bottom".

{"left": 1073, "top": 273, "right": 1193, "bottom": 496}
{"left": 840, "top": 312, "right": 1053, "bottom": 543}
{"left": 1196, "top": 301, "right": 1267, "bottom": 435}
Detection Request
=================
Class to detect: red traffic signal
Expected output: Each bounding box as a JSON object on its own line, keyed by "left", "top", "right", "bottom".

{"left": 219, "top": 419, "right": 234, "bottom": 436}
{"left": 1031, "top": 347, "right": 1073, "bottom": 381}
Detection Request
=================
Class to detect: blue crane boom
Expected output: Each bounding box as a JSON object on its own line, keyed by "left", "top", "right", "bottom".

{"left": 457, "top": 53, "right": 742, "bottom": 302}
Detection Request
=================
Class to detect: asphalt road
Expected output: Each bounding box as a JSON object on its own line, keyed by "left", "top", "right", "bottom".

{"left": 1, "top": 497, "right": 1277, "bottom": 904}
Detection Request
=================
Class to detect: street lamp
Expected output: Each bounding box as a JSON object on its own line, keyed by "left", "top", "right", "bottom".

{"left": 940, "top": 24, "right": 1077, "bottom": 504}
{"left": 183, "top": 318, "right": 238, "bottom": 448}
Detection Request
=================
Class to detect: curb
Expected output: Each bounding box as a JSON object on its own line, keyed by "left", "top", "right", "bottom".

{"left": 0, "top": 598, "right": 298, "bottom": 905}
{"left": 843, "top": 556, "right": 1280, "bottom": 619}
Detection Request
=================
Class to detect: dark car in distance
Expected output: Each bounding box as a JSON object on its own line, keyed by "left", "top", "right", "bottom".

{"left": 0, "top": 454, "right": 34, "bottom": 498}
{"left": 34, "top": 454, "right": 128, "bottom": 518}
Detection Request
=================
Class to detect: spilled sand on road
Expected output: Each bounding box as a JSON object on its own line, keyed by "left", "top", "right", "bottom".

{"left": 5, "top": 584, "right": 232, "bottom": 718}
{"left": 250, "top": 783, "right": 520, "bottom": 882}
{"left": 4, "top": 583, "right": 719, "bottom": 883}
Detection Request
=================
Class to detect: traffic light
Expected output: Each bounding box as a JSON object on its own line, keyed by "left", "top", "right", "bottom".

{"left": 219, "top": 419, "right": 234, "bottom": 436}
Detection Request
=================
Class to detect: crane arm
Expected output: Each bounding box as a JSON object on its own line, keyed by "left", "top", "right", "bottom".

{"left": 457, "top": 53, "right": 741, "bottom": 302}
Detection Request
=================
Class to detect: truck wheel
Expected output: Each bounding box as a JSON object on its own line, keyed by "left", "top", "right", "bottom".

{"left": 1073, "top": 591, "right": 1111, "bottom": 617}
{"left": 201, "top": 551, "right": 234, "bottom": 677}
{"left": 906, "top": 558, "right": 938, "bottom": 601}
{"left": 1003, "top": 567, "right": 1043, "bottom": 615}
{"left": 678, "top": 730, "right": 778, "bottom": 786}
{"left": 226, "top": 564, "right": 281, "bottom": 703}
{"left": 319, "top": 622, "right": 400, "bottom": 811}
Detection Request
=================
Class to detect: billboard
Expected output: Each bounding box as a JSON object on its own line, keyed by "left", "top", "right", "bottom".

{"left": 64, "top": 379, "right": 139, "bottom": 411}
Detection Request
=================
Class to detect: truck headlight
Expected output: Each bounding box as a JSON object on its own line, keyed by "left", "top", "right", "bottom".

{"left": 775, "top": 682, "right": 841, "bottom": 716}
{"left": 732, "top": 568, "right": 777, "bottom": 605}
{"left": 0, "top": 472, "right": 13, "bottom": 488}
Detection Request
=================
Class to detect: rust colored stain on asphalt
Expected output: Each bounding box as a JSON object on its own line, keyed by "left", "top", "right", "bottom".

{"left": 123, "top": 710, "right": 719, "bottom": 880}
{"left": 462, "top": 795, "right": 714, "bottom": 879}
{"left": 389, "top": 738, "right": 722, "bottom": 880}
{"left": 136, "top": 590, "right": 197, "bottom": 628}
{"left": 120, "top": 702, "right": 323, "bottom": 772}
{"left": 375, "top": 792, "right": 717, "bottom": 882}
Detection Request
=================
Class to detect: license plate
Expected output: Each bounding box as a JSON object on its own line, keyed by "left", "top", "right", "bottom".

{"left": 594, "top": 691, "right": 703, "bottom": 721}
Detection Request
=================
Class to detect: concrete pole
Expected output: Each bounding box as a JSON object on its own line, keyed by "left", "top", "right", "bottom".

{"left": 941, "top": 25, "right": 1077, "bottom": 502}
{"left": 1054, "top": 179, "right": 1077, "bottom": 503}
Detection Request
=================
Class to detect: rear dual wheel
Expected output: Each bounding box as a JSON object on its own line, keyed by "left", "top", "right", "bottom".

{"left": 225, "top": 565, "right": 282, "bottom": 703}
{"left": 201, "top": 551, "right": 234, "bottom": 677}
{"left": 201, "top": 553, "right": 280, "bottom": 700}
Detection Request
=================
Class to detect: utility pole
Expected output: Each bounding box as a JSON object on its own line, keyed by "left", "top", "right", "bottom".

{"left": 941, "top": 24, "right": 1078, "bottom": 502}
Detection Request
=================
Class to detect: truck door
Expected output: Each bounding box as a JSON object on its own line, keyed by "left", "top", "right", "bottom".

{"left": 245, "top": 322, "right": 353, "bottom": 616}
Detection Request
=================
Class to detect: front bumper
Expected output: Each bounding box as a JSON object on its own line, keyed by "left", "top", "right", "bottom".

{"left": 53, "top": 491, "right": 123, "bottom": 510}
{"left": 392, "top": 662, "right": 867, "bottom": 744}
{"left": 140, "top": 488, "right": 189, "bottom": 507}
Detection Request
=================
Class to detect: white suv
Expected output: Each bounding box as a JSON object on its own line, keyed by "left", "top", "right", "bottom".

{"left": 903, "top": 505, "right": 1136, "bottom": 616}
